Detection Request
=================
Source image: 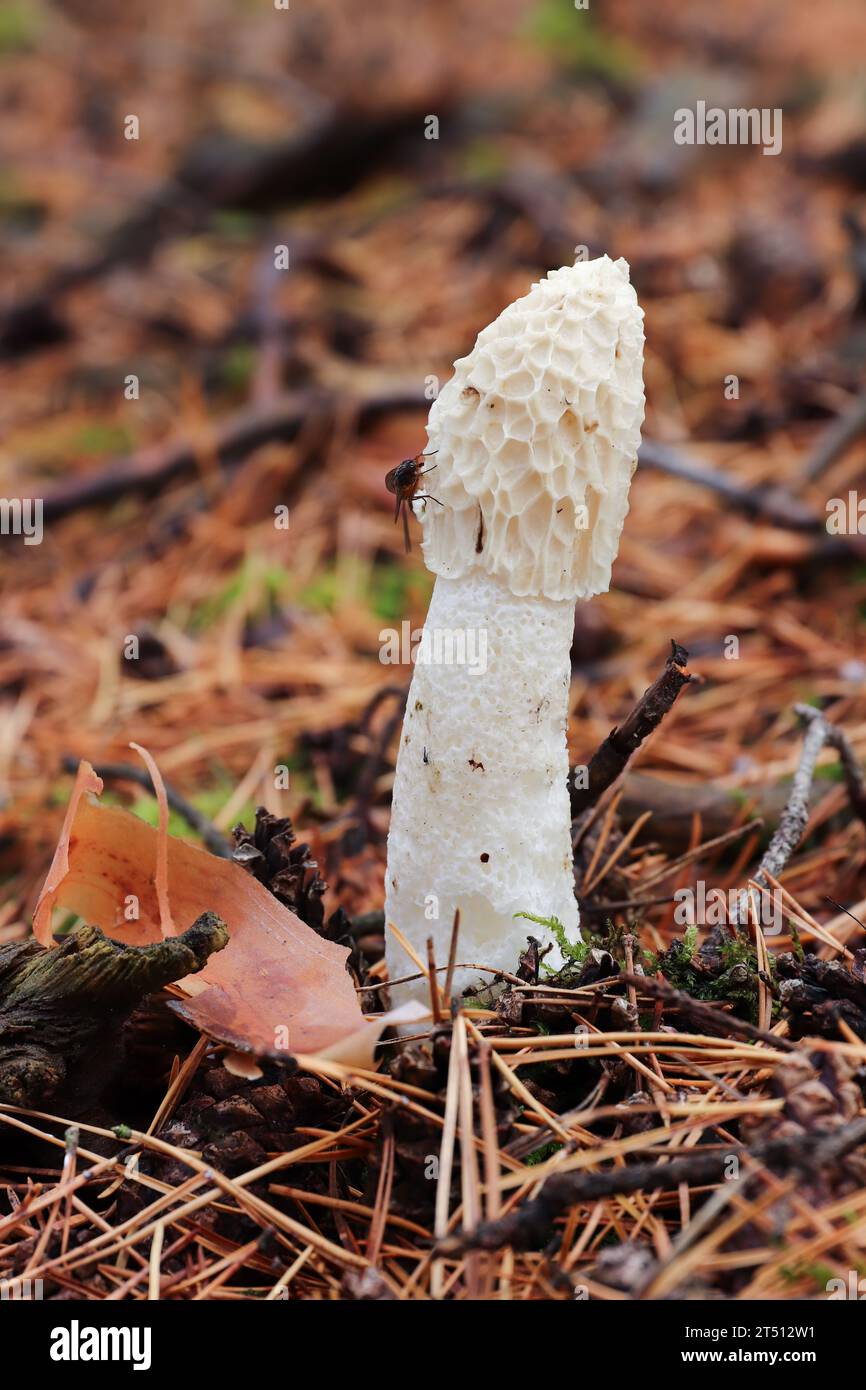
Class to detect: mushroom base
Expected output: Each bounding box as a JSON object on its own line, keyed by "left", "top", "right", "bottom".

{"left": 384, "top": 569, "right": 581, "bottom": 1006}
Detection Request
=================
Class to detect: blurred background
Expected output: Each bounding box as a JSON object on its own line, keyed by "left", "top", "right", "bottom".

{"left": 1, "top": 0, "right": 866, "bottom": 946}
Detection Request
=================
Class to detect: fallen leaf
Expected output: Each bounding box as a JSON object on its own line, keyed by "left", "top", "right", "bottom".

{"left": 34, "top": 760, "right": 376, "bottom": 1058}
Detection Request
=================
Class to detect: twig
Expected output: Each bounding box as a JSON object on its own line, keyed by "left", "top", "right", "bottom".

{"left": 570, "top": 641, "right": 693, "bottom": 819}
{"left": 794, "top": 703, "right": 866, "bottom": 828}
{"left": 0, "top": 99, "right": 452, "bottom": 358}
{"left": 621, "top": 974, "right": 796, "bottom": 1051}
{"left": 802, "top": 391, "right": 866, "bottom": 482}
{"left": 438, "top": 1147, "right": 741, "bottom": 1254}
{"left": 440, "top": 1115, "right": 866, "bottom": 1256}
{"left": 639, "top": 440, "right": 819, "bottom": 530}
{"left": 444, "top": 910, "right": 461, "bottom": 1009}
{"left": 32, "top": 386, "right": 425, "bottom": 523}
{"left": 733, "top": 707, "right": 831, "bottom": 910}
{"left": 335, "top": 685, "right": 408, "bottom": 852}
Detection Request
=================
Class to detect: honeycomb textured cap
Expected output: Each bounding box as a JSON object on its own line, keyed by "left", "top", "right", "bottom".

{"left": 420, "top": 255, "right": 645, "bottom": 601}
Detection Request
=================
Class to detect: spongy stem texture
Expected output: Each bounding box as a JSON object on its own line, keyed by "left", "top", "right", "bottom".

{"left": 384, "top": 569, "right": 579, "bottom": 1005}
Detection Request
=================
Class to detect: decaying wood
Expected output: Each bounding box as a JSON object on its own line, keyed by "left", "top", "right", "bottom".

{"left": 0, "top": 915, "right": 227, "bottom": 1110}
{"left": 617, "top": 771, "right": 838, "bottom": 850}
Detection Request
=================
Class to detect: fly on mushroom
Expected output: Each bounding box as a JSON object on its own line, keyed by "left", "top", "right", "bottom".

{"left": 385, "top": 450, "right": 442, "bottom": 552}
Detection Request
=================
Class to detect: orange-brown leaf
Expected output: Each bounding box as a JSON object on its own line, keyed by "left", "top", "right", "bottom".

{"left": 33, "top": 761, "right": 368, "bottom": 1057}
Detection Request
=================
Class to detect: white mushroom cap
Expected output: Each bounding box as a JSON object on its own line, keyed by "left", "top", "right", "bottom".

{"left": 421, "top": 255, "right": 645, "bottom": 602}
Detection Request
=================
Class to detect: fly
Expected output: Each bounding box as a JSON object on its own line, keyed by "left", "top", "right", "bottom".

{"left": 385, "top": 450, "right": 442, "bottom": 552}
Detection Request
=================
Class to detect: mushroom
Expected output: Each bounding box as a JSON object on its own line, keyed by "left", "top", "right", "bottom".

{"left": 385, "top": 255, "right": 645, "bottom": 1004}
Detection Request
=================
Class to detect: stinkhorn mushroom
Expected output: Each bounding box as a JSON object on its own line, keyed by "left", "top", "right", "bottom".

{"left": 384, "top": 255, "right": 645, "bottom": 1004}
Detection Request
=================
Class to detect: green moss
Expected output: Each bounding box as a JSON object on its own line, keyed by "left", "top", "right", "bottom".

{"left": 71, "top": 422, "right": 133, "bottom": 457}
{"left": 299, "top": 561, "right": 432, "bottom": 623}
{"left": 460, "top": 139, "right": 508, "bottom": 183}
{"left": 369, "top": 565, "right": 416, "bottom": 624}
{"left": 814, "top": 761, "right": 844, "bottom": 782}
{"left": 525, "top": 0, "right": 639, "bottom": 83}
{"left": 0, "top": 2, "right": 41, "bottom": 51}
{"left": 126, "top": 785, "right": 256, "bottom": 846}
{"left": 657, "top": 926, "right": 775, "bottom": 1025}
{"left": 780, "top": 1261, "right": 835, "bottom": 1292}
{"left": 210, "top": 209, "right": 257, "bottom": 240}
{"left": 658, "top": 931, "right": 701, "bottom": 991}
{"left": 189, "top": 558, "right": 291, "bottom": 631}
{"left": 526, "top": 1140, "right": 564, "bottom": 1166}
{"left": 718, "top": 934, "right": 756, "bottom": 969}
{"left": 220, "top": 344, "right": 256, "bottom": 393}
{"left": 514, "top": 911, "right": 589, "bottom": 966}
{"left": 299, "top": 570, "right": 339, "bottom": 614}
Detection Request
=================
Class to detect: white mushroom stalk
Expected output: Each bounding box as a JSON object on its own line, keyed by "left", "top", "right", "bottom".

{"left": 385, "top": 255, "right": 645, "bottom": 1005}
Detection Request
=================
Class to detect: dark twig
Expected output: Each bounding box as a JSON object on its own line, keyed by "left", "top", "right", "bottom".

{"left": 61, "top": 756, "right": 233, "bottom": 858}
{"left": 438, "top": 1147, "right": 741, "bottom": 1254}
{"left": 639, "top": 440, "right": 820, "bottom": 530}
{"left": 29, "top": 386, "right": 425, "bottom": 524}
{"left": 325, "top": 684, "right": 408, "bottom": 857}
{"left": 0, "top": 100, "right": 452, "bottom": 358}
{"left": 439, "top": 1114, "right": 866, "bottom": 1256}
{"left": 348, "top": 686, "right": 408, "bottom": 820}
{"left": 802, "top": 391, "right": 866, "bottom": 483}
{"left": 620, "top": 973, "right": 796, "bottom": 1050}
{"left": 570, "top": 641, "right": 693, "bottom": 819}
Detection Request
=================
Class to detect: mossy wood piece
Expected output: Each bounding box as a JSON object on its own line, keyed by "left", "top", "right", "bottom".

{"left": 0, "top": 913, "right": 228, "bottom": 1109}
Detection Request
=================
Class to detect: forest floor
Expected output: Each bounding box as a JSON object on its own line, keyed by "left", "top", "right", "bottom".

{"left": 2, "top": 0, "right": 866, "bottom": 1299}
